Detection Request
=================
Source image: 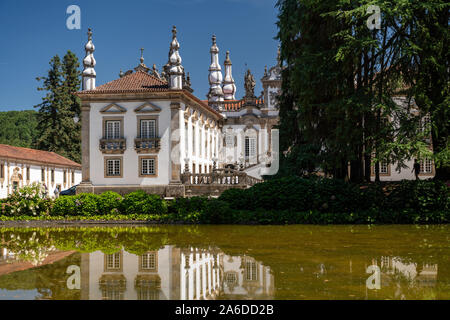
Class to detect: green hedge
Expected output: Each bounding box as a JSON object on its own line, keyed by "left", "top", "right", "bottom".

{"left": 1, "top": 179, "right": 449, "bottom": 224}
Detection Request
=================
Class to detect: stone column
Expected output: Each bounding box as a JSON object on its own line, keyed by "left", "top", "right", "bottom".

{"left": 170, "top": 102, "right": 182, "bottom": 183}
{"left": 78, "top": 103, "right": 93, "bottom": 194}
{"left": 167, "top": 102, "right": 185, "bottom": 197}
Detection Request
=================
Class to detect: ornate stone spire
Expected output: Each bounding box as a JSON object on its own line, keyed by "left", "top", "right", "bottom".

{"left": 168, "top": 26, "right": 183, "bottom": 90}
{"left": 82, "top": 28, "right": 96, "bottom": 90}
{"left": 222, "top": 51, "right": 236, "bottom": 100}
{"left": 134, "top": 48, "right": 150, "bottom": 73}
{"left": 208, "top": 35, "right": 224, "bottom": 103}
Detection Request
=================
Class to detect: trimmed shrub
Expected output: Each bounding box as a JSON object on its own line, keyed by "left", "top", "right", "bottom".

{"left": 121, "top": 190, "right": 167, "bottom": 215}
{"left": 201, "top": 199, "right": 234, "bottom": 224}
{"left": 219, "top": 188, "right": 251, "bottom": 210}
{"left": 72, "top": 193, "right": 100, "bottom": 216}
{"left": 98, "top": 191, "right": 123, "bottom": 215}
{"left": 52, "top": 196, "right": 76, "bottom": 216}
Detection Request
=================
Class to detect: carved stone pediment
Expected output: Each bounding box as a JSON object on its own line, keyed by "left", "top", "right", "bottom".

{"left": 134, "top": 102, "right": 162, "bottom": 113}
{"left": 100, "top": 103, "right": 127, "bottom": 114}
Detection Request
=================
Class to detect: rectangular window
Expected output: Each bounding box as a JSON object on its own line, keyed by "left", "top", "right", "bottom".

{"left": 420, "top": 159, "right": 433, "bottom": 174}
{"left": 185, "top": 124, "right": 189, "bottom": 157}
{"left": 420, "top": 115, "right": 431, "bottom": 133}
{"left": 140, "top": 120, "right": 156, "bottom": 139}
{"left": 141, "top": 253, "right": 157, "bottom": 271}
{"left": 141, "top": 158, "right": 156, "bottom": 176}
{"left": 1, "top": 163, "right": 5, "bottom": 179}
{"left": 26, "top": 167, "right": 30, "bottom": 181}
{"left": 51, "top": 169, "right": 55, "bottom": 183}
{"left": 226, "top": 134, "right": 234, "bottom": 147}
{"left": 63, "top": 170, "right": 67, "bottom": 184}
{"left": 246, "top": 261, "right": 258, "bottom": 281}
{"left": 380, "top": 161, "right": 389, "bottom": 175}
{"left": 41, "top": 168, "right": 45, "bottom": 182}
{"left": 105, "top": 120, "right": 121, "bottom": 139}
{"left": 245, "top": 137, "right": 257, "bottom": 159}
{"left": 105, "top": 252, "right": 121, "bottom": 271}
{"left": 106, "top": 159, "right": 121, "bottom": 177}
{"left": 193, "top": 125, "right": 196, "bottom": 156}
{"left": 72, "top": 171, "right": 75, "bottom": 184}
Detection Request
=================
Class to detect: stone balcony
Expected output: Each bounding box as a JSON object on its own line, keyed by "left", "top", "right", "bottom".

{"left": 134, "top": 138, "right": 161, "bottom": 153}
{"left": 99, "top": 138, "right": 127, "bottom": 154}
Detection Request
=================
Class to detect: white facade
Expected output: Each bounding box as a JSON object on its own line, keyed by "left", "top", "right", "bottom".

{"left": 81, "top": 246, "right": 274, "bottom": 300}
{"left": 0, "top": 157, "right": 81, "bottom": 199}
{"left": 87, "top": 99, "right": 222, "bottom": 187}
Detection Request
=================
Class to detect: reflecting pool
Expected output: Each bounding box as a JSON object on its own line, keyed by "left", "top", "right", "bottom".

{"left": 0, "top": 224, "right": 449, "bottom": 300}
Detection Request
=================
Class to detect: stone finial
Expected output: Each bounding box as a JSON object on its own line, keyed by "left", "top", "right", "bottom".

{"left": 208, "top": 34, "right": 224, "bottom": 104}
{"left": 168, "top": 26, "right": 183, "bottom": 90}
{"left": 82, "top": 28, "right": 96, "bottom": 90}
{"left": 134, "top": 47, "right": 150, "bottom": 73}
{"left": 223, "top": 51, "right": 236, "bottom": 100}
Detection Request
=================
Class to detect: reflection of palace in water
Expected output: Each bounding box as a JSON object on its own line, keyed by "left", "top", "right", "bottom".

{"left": 379, "top": 256, "right": 438, "bottom": 288}
{"left": 80, "top": 246, "right": 274, "bottom": 300}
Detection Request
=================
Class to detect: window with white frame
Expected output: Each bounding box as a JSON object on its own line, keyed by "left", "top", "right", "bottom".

{"left": 185, "top": 123, "right": 189, "bottom": 157}
{"left": 380, "top": 161, "right": 389, "bottom": 174}
{"left": 420, "top": 115, "right": 431, "bottom": 133}
{"left": 226, "top": 134, "right": 234, "bottom": 147}
{"left": 225, "top": 272, "right": 237, "bottom": 285}
{"left": 193, "top": 125, "right": 196, "bottom": 156}
{"left": 420, "top": 159, "right": 433, "bottom": 174}
{"left": 140, "top": 119, "right": 156, "bottom": 139}
{"left": 141, "top": 252, "right": 157, "bottom": 271}
{"left": 245, "top": 137, "right": 257, "bottom": 159}
{"left": 105, "top": 120, "right": 121, "bottom": 139}
{"left": 106, "top": 159, "right": 121, "bottom": 177}
{"left": 141, "top": 158, "right": 156, "bottom": 176}
{"left": 245, "top": 261, "right": 258, "bottom": 281}
{"left": 105, "top": 252, "right": 121, "bottom": 270}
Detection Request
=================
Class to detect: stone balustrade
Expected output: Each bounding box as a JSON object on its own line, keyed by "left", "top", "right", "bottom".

{"left": 99, "top": 138, "right": 127, "bottom": 154}
{"left": 181, "top": 168, "right": 262, "bottom": 188}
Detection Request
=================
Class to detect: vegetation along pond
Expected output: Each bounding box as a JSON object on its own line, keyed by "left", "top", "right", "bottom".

{"left": 0, "top": 224, "right": 449, "bottom": 300}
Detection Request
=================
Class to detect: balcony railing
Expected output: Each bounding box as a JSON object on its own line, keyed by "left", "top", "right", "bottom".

{"left": 99, "top": 138, "right": 126, "bottom": 154}
{"left": 181, "top": 168, "right": 262, "bottom": 187}
{"left": 135, "top": 138, "right": 161, "bottom": 153}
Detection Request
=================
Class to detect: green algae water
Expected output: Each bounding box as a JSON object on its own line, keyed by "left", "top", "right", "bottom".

{"left": 0, "top": 224, "right": 448, "bottom": 300}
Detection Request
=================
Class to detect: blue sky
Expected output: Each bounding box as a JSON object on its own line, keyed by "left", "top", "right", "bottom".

{"left": 0, "top": 0, "right": 280, "bottom": 111}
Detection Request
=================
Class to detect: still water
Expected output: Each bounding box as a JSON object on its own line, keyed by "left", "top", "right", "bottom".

{"left": 0, "top": 224, "right": 448, "bottom": 300}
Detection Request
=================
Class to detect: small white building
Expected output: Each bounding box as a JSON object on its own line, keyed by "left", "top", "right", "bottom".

{"left": 0, "top": 144, "right": 82, "bottom": 199}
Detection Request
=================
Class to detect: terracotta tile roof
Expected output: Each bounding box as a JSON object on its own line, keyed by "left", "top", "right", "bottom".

{"left": 76, "top": 71, "right": 223, "bottom": 119}
{"left": 78, "top": 71, "right": 169, "bottom": 94}
{"left": 0, "top": 144, "right": 81, "bottom": 168}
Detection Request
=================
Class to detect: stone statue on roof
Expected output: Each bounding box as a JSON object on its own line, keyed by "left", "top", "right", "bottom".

{"left": 244, "top": 69, "right": 256, "bottom": 98}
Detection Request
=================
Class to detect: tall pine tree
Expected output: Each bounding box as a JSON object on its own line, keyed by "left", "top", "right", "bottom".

{"left": 34, "top": 51, "right": 81, "bottom": 163}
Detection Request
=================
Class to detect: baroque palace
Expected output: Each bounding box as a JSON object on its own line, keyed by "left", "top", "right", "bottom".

{"left": 75, "top": 27, "right": 434, "bottom": 197}
{"left": 76, "top": 27, "right": 281, "bottom": 197}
